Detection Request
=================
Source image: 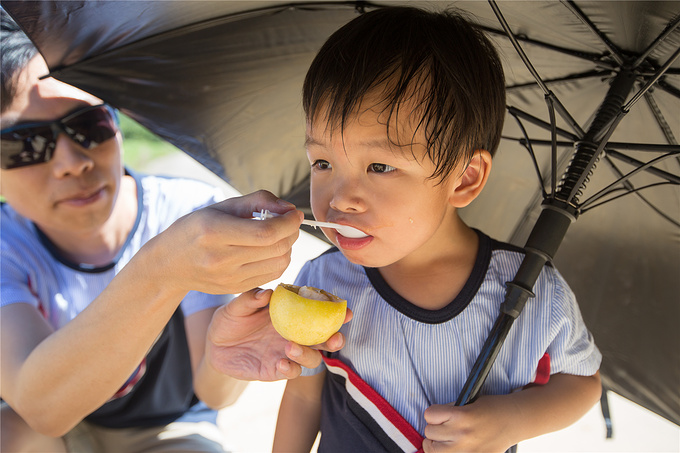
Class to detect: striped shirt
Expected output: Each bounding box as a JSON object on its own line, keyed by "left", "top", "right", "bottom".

{"left": 0, "top": 171, "right": 232, "bottom": 427}
{"left": 297, "top": 230, "right": 601, "bottom": 444}
{"left": 1, "top": 171, "right": 231, "bottom": 323}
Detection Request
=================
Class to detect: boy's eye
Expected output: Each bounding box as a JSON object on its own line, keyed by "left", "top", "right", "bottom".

{"left": 312, "top": 159, "right": 331, "bottom": 170}
{"left": 368, "top": 163, "right": 396, "bottom": 173}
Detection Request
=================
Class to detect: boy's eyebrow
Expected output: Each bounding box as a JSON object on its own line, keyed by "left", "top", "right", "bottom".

{"left": 304, "top": 135, "right": 396, "bottom": 151}
{"left": 304, "top": 135, "right": 324, "bottom": 148}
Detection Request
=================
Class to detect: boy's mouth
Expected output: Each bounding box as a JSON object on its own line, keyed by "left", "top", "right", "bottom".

{"left": 335, "top": 232, "right": 373, "bottom": 250}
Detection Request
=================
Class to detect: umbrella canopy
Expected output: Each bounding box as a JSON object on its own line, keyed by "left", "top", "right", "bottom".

{"left": 3, "top": 0, "right": 679, "bottom": 425}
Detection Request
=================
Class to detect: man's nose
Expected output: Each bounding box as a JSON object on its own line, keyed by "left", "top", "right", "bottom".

{"left": 50, "top": 133, "right": 95, "bottom": 177}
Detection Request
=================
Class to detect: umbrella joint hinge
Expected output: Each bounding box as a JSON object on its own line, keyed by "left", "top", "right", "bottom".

{"left": 501, "top": 282, "right": 535, "bottom": 319}
{"left": 541, "top": 199, "right": 580, "bottom": 222}
{"left": 523, "top": 245, "right": 553, "bottom": 263}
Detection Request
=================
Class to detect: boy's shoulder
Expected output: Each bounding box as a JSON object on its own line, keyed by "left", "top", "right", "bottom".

{"left": 482, "top": 230, "right": 554, "bottom": 269}
{"left": 486, "top": 234, "right": 525, "bottom": 255}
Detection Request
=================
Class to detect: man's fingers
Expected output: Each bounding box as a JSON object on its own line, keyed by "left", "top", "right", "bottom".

{"left": 204, "top": 207, "right": 302, "bottom": 247}
{"left": 276, "top": 359, "right": 303, "bottom": 380}
{"left": 222, "top": 190, "right": 297, "bottom": 219}
{"left": 225, "top": 288, "right": 271, "bottom": 318}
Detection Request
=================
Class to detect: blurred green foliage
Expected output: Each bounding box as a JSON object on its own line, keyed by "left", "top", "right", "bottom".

{"left": 119, "top": 113, "right": 180, "bottom": 170}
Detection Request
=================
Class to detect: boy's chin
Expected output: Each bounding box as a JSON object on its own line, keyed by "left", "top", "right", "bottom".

{"left": 338, "top": 249, "right": 396, "bottom": 269}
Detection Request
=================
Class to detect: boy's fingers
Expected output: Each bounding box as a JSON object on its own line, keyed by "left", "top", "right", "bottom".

{"left": 423, "top": 422, "right": 456, "bottom": 443}
{"left": 285, "top": 342, "right": 323, "bottom": 369}
{"left": 424, "top": 404, "right": 455, "bottom": 425}
{"left": 421, "top": 438, "right": 455, "bottom": 453}
{"left": 304, "top": 309, "right": 352, "bottom": 352}
{"left": 343, "top": 308, "right": 353, "bottom": 324}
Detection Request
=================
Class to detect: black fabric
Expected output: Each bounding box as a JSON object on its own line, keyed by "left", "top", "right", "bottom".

{"left": 85, "top": 308, "right": 198, "bottom": 428}
{"left": 319, "top": 371, "right": 403, "bottom": 453}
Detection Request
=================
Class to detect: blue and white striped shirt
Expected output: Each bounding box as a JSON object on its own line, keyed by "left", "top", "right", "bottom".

{"left": 0, "top": 171, "right": 233, "bottom": 428}
{"left": 298, "top": 230, "right": 601, "bottom": 437}
{"left": 1, "top": 171, "right": 231, "bottom": 325}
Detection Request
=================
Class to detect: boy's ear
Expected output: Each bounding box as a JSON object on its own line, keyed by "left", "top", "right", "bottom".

{"left": 449, "top": 150, "right": 492, "bottom": 208}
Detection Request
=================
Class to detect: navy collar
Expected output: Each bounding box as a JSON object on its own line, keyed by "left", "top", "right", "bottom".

{"left": 364, "top": 229, "right": 493, "bottom": 324}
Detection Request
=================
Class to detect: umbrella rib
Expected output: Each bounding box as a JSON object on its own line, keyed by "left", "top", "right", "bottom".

{"left": 582, "top": 181, "right": 680, "bottom": 228}
{"left": 47, "top": 1, "right": 368, "bottom": 74}
{"left": 506, "top": 70, "right": 608, "bottom": 91}
{"left": 657, "top": 79, "right": 680, "bottom": 100}
{"left": 643, "top": 92, "right": 678, "bottom": 146}
{"left": 560, "top": 0, "right": 625, "bottom": 66}
{"left": 605, "top": 150, "right": 680, "bottom": 184}
{"left": 545, "top": 95, "right": 559, "bottom": 195}
{"left": 489, "top": 1, "right": 585, "bottom": 138}
{"left": 507, "top": 107, "right": 578, "bottom": 141}
{"left": 509, "top": 112, "right": 548, "bottom": 199}
{"left": 522, "top": 140, "right": 680, "bottom": 154}
{"left": 581, "top": 152, "right": 680, "bottom": 209}
{"left": 632, "top": 14, "right": 680, "bottom": 69}
{"left": 581, "top": 152, "right": 680, "bottom": 228}
{"left": 479, "top": 26, "right": 609, "bottom": 67}
{"left": 624, "top": 45, "right": 680, "bottom": 112}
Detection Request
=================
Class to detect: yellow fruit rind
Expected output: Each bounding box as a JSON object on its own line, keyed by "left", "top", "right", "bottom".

{"left": 269, "top": 283, "right": 347, "bottom": 346}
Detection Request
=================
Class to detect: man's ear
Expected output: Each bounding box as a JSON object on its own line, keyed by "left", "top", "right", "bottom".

{"left": 449, "top": 150, "right": 492, "bottom": 208}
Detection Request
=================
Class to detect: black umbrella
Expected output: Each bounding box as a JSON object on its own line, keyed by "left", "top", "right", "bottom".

{"left": 3, "top": 0, "right": 678, "bottom": 427}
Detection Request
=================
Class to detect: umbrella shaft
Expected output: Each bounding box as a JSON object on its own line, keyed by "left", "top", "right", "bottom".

{"left": 557, "top": 69, "right": 637, "bottom": 205}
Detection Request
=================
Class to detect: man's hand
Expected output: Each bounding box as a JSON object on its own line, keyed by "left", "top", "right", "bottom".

{"left": 206, "top": 288, "right": 351, "bottom": 381}
{"left": 155, "top": 190, "right": 304, "bottom": 296}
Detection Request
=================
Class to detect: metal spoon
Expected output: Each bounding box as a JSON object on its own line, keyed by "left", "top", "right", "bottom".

{"left": 252, "top": 210, "right": 368, "bottom": 238}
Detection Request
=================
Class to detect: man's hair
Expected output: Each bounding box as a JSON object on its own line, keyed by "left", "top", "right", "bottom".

{"left": 1, "top": 8, "right": 38, "bottom": 113}
{"left": 303, "top": 6, "right": 506, "bottom": 181}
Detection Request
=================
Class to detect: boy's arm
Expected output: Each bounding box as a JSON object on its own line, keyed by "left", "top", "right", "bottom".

{"left": 273, "top": 371, "right": 326, "bottom": 452}
{"left": 423, "top": 371, "right": 601, "bottom": 453}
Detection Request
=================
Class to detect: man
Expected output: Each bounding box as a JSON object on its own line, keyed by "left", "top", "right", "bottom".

{"left": 0, "top": 9, "right": 343, "bottom": 452}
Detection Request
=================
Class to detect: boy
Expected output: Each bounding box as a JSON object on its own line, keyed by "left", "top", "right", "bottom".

{"left": 273, "top": 6, "right": 601, "bottom": 452}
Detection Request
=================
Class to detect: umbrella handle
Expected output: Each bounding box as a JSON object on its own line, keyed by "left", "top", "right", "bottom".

{"left": 455, "top": 207, "right": 574, "bottom": 406}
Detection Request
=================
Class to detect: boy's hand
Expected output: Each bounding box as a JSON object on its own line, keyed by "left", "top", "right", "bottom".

{"left": 206, "top": 288, "right": 350, "bottom": 381}
{"left": 423, "top": 396, "right": 513, "bottom": 453}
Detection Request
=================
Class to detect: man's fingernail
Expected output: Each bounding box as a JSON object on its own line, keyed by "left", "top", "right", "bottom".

{"left": 279, "top": 360, "right": 290, "bottom": 372}
{"left": 277, "top": 199, "right": 295, "bottom": 208}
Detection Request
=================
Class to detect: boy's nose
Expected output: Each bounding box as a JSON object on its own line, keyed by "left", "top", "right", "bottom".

{"left": 50, "top": 133, "right": 95, "bottom": 177}
{"left": 328, "top": 177, "right": 367, "bottom": 213}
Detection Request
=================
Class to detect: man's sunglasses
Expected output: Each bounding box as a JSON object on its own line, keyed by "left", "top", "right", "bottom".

{"left": 1, "top": 104, "right": 118, "bottom": 170}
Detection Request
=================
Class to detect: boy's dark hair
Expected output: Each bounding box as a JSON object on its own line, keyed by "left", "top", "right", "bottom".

{"left": 1, "top": 8, "right": 38, "bottom": 113}
{"left": 303, "top": 6, "right": 506, "bottom": 181}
